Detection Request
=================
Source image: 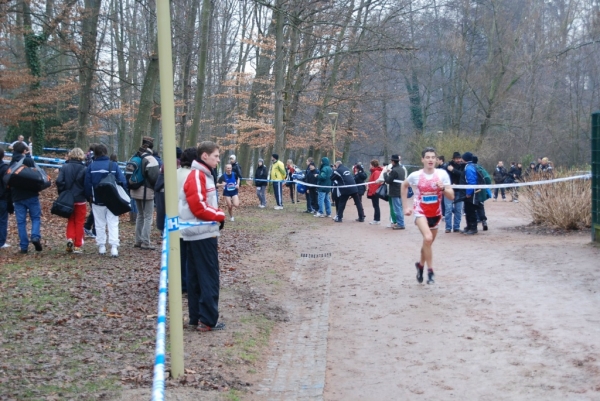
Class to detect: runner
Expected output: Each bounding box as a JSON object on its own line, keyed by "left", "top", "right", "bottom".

{"left": 217, "top": 163, "right": 240, "bottom": 222}
{"left": 401, "top": 147, "right": 454, "bottom": 284}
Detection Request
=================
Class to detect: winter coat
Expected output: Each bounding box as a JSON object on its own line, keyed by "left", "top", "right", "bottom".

{"left": 317, "top": 157, "right": 332, "bottom": 193}
{"left": 445, "top": 160, "right": 464, "bottom": 185}
{"left": 383, "top": 163, "right": 407, "bottom": 198}
{"left": 179, "top": 160, "right": 225, "bottom": 241}
{"left": 331, "top": 164, "right": 358, "bottom": 196}
{"left": 84, "top": 155, "right": 128, "bottom": 205}
{"left": 254, "top": 164, "right": 268, "bottom": 187}
{"left": 130, "top": 149, "right": 160, "bottom": 201}
{"left": 231, "top": 161, "right": 243, "bottom": 181}
{"left": 0, "top": 161, "right": 9, "bottom": 201}
{"left": 270, "top": 160, "right": 287, "bottom": 181}
{"left": 493, "top": 166, "right": 507, "bottom": 184}
{"left": 56, "top": 159, "right": 87, "bottom": 203}
{"left": 354, "top": 167, "right": 368, "bottom": 196}
{"left": 285, "top": 164, "right": 298, "bottom": 187}
{"left": 367, "top": 166, "right": 383, "bottom": 198}
{"left": 6, "top": 154, "right": 44, "bottom": 202}
{"left": 460, "top": 162, "right": 479, "bottom": 198}
{"left": 304, "top": 166, "right": 319, "bottom": 186}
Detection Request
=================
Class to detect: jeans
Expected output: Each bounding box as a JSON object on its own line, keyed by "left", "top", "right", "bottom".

{"left": 66, "top": 203, "right": 87, "bottom": 247}
{"left": 391, "top": 197, "right": 405, "bottom": 227}
{"left": 444, "top": 198, "right": 462, "bottom": 231}
{"left": 0, "top": 199, "right": 8, "bottom": 247}
{"left": 308, "top": 189, "right": 319, "bottom": 212}
{"left": 256, "top": 186, "right": 267, "bottom": 206}
{"left": 493, "top": 187, "right": 506, "bottom": 199}
{"left": 371, "top": 196, "right": 380, "bottom": 222}
{"left": 273, "top": 181, "right": 283, "bottom": 206}
{"left": 318, "top": 191, "right": 331, "bottom": 216}
{"left": 14, "top": 197, "right": 42, "bottom": 251}
{"left": 135, "top": 199, "right": 154, "bottom": 246}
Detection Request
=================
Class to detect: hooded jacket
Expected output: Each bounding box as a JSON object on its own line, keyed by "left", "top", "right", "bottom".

{"left": 179, "top": 160, "right": 225, "bottom": 241}
{"left": 331, "top": 164, "right": 358, "bottom": 196}
{"left": 317, "top": 157, "right": 332, "bottom": 193}
{"left": 130, "top": 148, "right": 160, "bottom": 201}
{"left": 367, "top": 166, "right": 383, "bottom": 198}
{"left": 354, "top": 166, "right": 368, "bottom": 195}
{"left": 270, "top": 159, "right": 287, "bottom": 181}
{"left": 56, "top": 159, "right": 87, "bottom": 203}
{"left": 254, "top": 163, "right": 268, "bottom": 187}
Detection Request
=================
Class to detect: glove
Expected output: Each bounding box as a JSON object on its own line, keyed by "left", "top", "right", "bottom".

{"left": 219, "top": 220, "right": 225, "bottom": 230}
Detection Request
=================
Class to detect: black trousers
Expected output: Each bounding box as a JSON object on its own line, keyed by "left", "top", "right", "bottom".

{"left": 306, "top": 188, "right": 319, "bottom": 212}
{"left": 337, "top": 193, "right": 365, "bottom": 221}
{"left": 464, "top": 198, "right": 478, "bottom": 230}
{"left": 84, "top": 202, "right": 95, "bottom": 233}
{"left": 476, "top": 202, "right": 487, "bottom": 223}
{"left": 186, "top": 237, "right": 220, "bottom": 327}
{"left": 371, "top": 196, "right": 380, "bottom": 221}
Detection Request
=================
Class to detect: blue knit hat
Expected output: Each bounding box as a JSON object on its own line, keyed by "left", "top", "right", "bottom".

{"left": 462, "top": 152, "right": 473, "bottom": 162}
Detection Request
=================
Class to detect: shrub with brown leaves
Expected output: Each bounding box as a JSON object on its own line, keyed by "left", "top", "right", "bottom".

{"left": 520, "top": 171, "right": 591, "bottom": 230}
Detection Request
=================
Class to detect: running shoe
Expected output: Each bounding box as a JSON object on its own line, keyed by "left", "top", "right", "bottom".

{"left": 73, "top": 247, "right": 82, "bottom": 254}
{"left": 66, "top": 238, "right": 74, "bottom": 253}
{"left": 415, "top": 262, "right": 424, "bottom": 283}
{"left": 111, "top": 246, "right": 118, "bottom": 258}
{"left": 427, "top": 270, "right": 435, "bottom": 284}
{"left": 98, "top": 245, "right": 106, "bottom": 255}
{"left": 197, "top": 322, "right": 225, "bottom": 332}
{"left": 369, "top": 220, "right": 380, "bottom": 225}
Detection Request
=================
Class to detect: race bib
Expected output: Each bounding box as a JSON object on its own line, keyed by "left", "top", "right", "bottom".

{"left": 422, "top": 194, "right": 438, "bottom": 204}
{"left": 226, "top": 182, "right": 236, "bottom": 191}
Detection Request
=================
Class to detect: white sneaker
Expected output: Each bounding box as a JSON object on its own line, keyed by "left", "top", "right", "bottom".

{"left": 258, "top": 205, "right": 265, "bottom": 208}
{"left": 111, "top": 246, "right": 118, "bottom": 257}
{"left": 369, "top": 220, "right": 381, "bottom": 225}
{"left": 314, "top": 213, "right": 323, "bottom": 217}
{"left": 0, "top": 243, "right": 11, "bottom": 249}
{"left": 513, "top": 199, "right": 519, "bottom": 203}
{"left": 99, "top": 245, "right": 106, "bottom": 255}
{"left": 230, "top": 216, "right": 235, "bottom": 222}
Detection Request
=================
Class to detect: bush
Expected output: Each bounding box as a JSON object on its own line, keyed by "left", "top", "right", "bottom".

{"left": 520, "top": 170, "right": 591, "bottom": 230}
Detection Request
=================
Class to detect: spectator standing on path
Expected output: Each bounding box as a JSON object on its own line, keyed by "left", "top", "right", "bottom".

{"left": 402, "top": 147, "right": 453, "bottom": 285}
{"left": 315, "top": 157, "right": 332, "bottom": 218}
{"left": 493, "top": 161, "right": 507, "bottom": 201}
{"left": 285, "top": 159, "right": 298, "bottom": 204}
{"left": 383, "top": 154, "right": 407, "bottom": 230}
{"left": 180, "top": 141, "right": 226, "bottom": 332}
{"left": 459, "top": 152, "right": 480, "bottom": 235}
{"left": 83, "top": 144, "right": 97, "bottom": 238}
{"left": 176, "top": 147, "right": 197, "bottom": 294}
{"left": 128, "top": 136, "right": 160, "bottom": 250}
{"left": 525, "top": 162, "right": 536, "bottom": 178}
{"left": 8, "top": 142, "right": 49, "bottom": 254}
{"left": 331, "top": 161, "right": 365, "bottom": 223}
{"left": 506, "top": 162, "right": 522, "bottom": 202}
{"left": 228, "top": 155, "right": 243, "bottom": 183}
{"left": 472, "top": 156, "right": 491, "bottom": 231}
{"left": 444, "top": 152, "right": 464, "bottom": 233}
{"left": 537, "top": 157, "right": 553, "bottom": 177}
{"left": 84, "top": 144, "right": 128, "bottom": 257}
{"left": 366, "top": 159, "right": 383, "bottom": 225}
{"left": 217, "top": 164, "right": 240, "bottom": 222}
{"left": 353, "top": 163, "right": 368, "bottom": 204}
{"left": 56, "top": 148, "right": 87, "bottom": 253}
{"left": 0, "top": 147, "right": 10, "bottom": 249}
{"left": 270, "top": 154, "right": 286, "bottom": 210}
{"left": 305, "top": 160, "right": 319, "bottom": 213}
{"left": 254, "top": 158, "right": 268, "bottom": 208}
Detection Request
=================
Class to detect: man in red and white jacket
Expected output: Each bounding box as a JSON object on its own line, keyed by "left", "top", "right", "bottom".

{"left": 179, "top": 141, "right": 226, "bottom": 332}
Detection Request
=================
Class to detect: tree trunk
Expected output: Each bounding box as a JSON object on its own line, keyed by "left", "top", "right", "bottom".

{"left": 178, "top": 0, "right": 199, "bottom": 149}
{"left": 132, "top": 38, "right": 159, "bottom": 151}
{"left": 272, "top": 0, "right": 286, "bottom": 156}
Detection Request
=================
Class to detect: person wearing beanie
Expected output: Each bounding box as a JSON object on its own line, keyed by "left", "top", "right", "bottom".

{"left": 443, "top": 151, "right": 464, "bottom": 233}
{"left": 228, "top": 154, "right": 243, "bottom": 183}
{"left": 254, "top": 158, "right": 268, "bottom": 208}
{"left": 472, "top": 156, "right": 491, "bottom": 231}
{"left": 270, "top": 153, "right": 286, "bottom": 209}
{"left": 401, "top": 147, "right": 453, "bottom": 285}
{"left": 128, "top": 136, "right": 160, "bottom": 250}
{"left": 458, "top": 151, "right": 479, "bottom": 234}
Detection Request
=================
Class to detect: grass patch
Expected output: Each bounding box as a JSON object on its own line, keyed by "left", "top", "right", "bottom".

{"left": 226, "top": 315, "right": 274, "bottom": 366}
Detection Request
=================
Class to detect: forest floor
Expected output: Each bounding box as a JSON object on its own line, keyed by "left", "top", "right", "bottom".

{"left": 1, "top": 183, "right": 599, "bottom": 401}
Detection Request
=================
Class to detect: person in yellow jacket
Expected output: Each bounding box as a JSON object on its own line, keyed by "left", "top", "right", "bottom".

{"left": 270, "top": 153, "right": 287, "bottom": 209}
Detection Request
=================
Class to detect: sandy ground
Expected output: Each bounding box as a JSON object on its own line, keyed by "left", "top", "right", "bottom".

{"left": 252, "top": 196, "right": 600, "bottom": 400}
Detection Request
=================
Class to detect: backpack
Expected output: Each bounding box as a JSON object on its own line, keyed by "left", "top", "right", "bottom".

{"left": 475, "top": 165, "right": 492, "bottom": 185}
{"left": 125, "top": 154, "right": 150, "bottom": 190}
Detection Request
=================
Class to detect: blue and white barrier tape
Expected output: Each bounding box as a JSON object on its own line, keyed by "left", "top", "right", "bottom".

{"left": 151, "top": 226, "right": 169, "bottom": 401}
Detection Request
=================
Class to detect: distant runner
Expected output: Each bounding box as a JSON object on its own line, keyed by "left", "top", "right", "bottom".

{"left": 401, "top": 147, "right": 454, "bottom": 284}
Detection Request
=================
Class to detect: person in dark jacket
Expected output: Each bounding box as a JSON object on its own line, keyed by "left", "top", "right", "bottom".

{"left": 315, "top": 157, "right": 332, "bottom": 217}
{"left": 84, "top": 143, "right": 128, "bottom": 257}
{"left": 305, "top": 160, "right": 319, "bottom": 213}
{"left": 383, "top": 154, "right": 406, "bottom": 229}
{"left": 459, "top": 152, "right": 480, "bottom": 234}
{"left": 56, "top": 148, "right": 87, "bottom": 253}
{"left": 353, "top": 163, "right": 368, "bottom": 203}
{"left": 83, "top": 144, "right": 97, "bottom": 238}
{"left": 285, "top": 159, "right": 298, "bottom": 203}
{"left": 7, "top": 142, "right": 49, "bottom": 253}
{"left": 443, "top": 152, "right": 464, "bottom": 233}
{"left": 331, "top": 161, "right": 365, "bottom": 223}
{"left": 254, "top": 158, "right": 268, "bottom": 208}
{"left": 229, "top": 154, "right": 243, "bottom": 183}
{"left": 0, "top": 147, "right": 10, "bottom": 249}
{"left": 493, "top": 161, "right": 507, "bottom": 201}
{"left": 506, "top": 162, "right": 522, "bottom": 202}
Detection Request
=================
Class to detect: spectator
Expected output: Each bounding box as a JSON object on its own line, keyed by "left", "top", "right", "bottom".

{"left": 84, "top": 143, "right": 128, "bottom": 257}
{"left": 285, "top": 159, "right": 298, "bottom": 203}
{"left": 472, "top": 156, "right": 491, "bottom": 231}
{"left": 303, "top": 157, "right": 319, "bottom": 213}
{"left": 56, "top": 148, "right": 87, "bottom": 253}
{"left": 180, "top": 141, "right": 226, "bottom": 332}
{"left": 9, "top": 142, "right": 49, "bottom": 253}
{"left": 460, "top": 152, "right": 479, "bottom": 234}
{"left": 254, "top": 158, "right": 268, "bottom": 208}
{"left": 228, "top": 154, "right": 243, "bottom": 182}
{"left": 0, "top": 147, "right": 10, "bottom": 249}
{"left": 353, "top": 163, "right": 368, "bottom": 203}
{"left": 315, "top": 157, "right": 332, "bottom": 218}
{"left": 270, "top": 154, "right": 286, "bottom": 209}
{"left": 330, "top": 162, "right": 342, "bottom": 219}
{"left": 83, "top": 144, "right": 97, "bottom": 238}
{"left": 507, "top": 162, "right": 522, "bottom": 202}
{"left": 217, "top": 163, "right": 240, "bottom": 222}
{"left": 493, "top": 161, "right": 507, "bottom": 201}
{"left": 366, "top": 159, "right": 383, "bottom": 225}
{"left": 444, "top": 152, "right": 464, "bottom": 233}
{"left": 538, "top": 157, "right": 553, "bottom": 177}
{"left": 525, "top": 162, "right": 536, "bottom": 178}
{"left": 155, "top": 147, "right": 182, "bottom": 232}
{"left": 331, "top": 161, "right": 365, "bottom": 223}
{"left": 383, "top": 154, "right": 406, "bottom": 230}
{"left": 129, "top": 136, "right": 160, "bottom": 250}
{"left": 176, "top": 147, "right": 197, "bottom": 294}
{"left": 8, "top": 135, "right": 25, "bottom": 151}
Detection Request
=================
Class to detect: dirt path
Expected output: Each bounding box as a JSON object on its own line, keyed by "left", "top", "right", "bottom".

{"left": 251, "top": 198, "right": 600, "bottom": 400}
